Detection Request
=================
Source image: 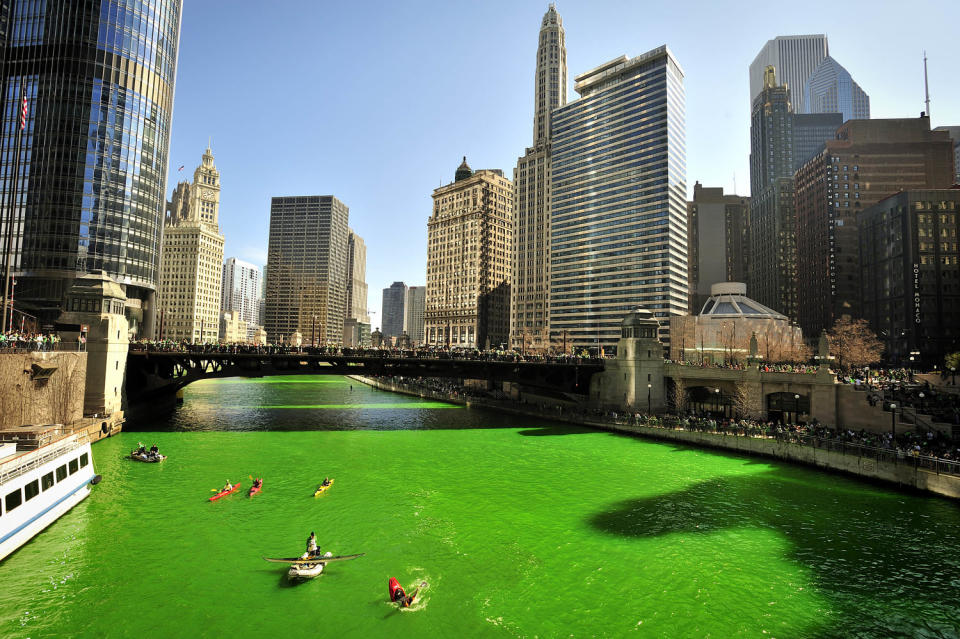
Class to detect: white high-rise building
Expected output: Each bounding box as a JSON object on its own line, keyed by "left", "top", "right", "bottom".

{"left": 158, "top": 146, "right": 225, "bottom": 343}
{"left": 550, "top": 46, "right": 687, "bottom": 348}
{"left": 221, "top": 257, "right": 262, "bottom": 334}
{"left": 749, "top": 35, "right": 828, "bottom": 112}
{"left": 404, "top": 286, "right": 426, "bottom": 344}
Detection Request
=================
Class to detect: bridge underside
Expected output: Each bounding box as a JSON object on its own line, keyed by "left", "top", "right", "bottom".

{"left": 125, "top": 353, "right": 602, "bottom": 409}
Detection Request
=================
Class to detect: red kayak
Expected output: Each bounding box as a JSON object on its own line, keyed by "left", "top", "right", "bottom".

{"left": 209, "top": 483, "right": 241, "bottom": 502}
{"left": 248, "top": 480, "right": 263, "bottom": 497}
{"left": 389, "top": 577, "right": 418, "bottom": 607}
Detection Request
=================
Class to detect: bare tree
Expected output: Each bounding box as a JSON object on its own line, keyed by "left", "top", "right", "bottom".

{"left": 827, "top": 315, "right": 883, "bottom": 370}
{"left": 670, "top": 378, "right": 687, "bottom": 415}
{"left": 732, "top": 383, "right": 761, "bottom": 420}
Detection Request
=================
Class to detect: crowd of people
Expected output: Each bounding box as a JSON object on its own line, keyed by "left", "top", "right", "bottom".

{"left": 0, "top": 330, "right": 63, "bottom": 351}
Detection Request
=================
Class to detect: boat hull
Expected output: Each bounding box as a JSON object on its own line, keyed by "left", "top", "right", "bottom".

{"left": 288, "top": 562, "right": 324, "bottom": 579}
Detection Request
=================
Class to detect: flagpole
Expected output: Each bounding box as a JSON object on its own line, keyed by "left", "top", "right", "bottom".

{"left": 2, "top": 78, "right": 27, "bottom": 334}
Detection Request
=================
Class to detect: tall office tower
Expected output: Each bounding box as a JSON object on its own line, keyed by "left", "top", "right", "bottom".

{"left": 157, "top": 147, "right": 224, "bottom": 343}
{"left": 0, "top": 0, "right": 183, "bottom": 335}
{"left": 550, "top": 46, "right": 687, "bottom": 348}
{"left": 264, "top": 196, "right": 349, "bottom": 345}
{"left": 426, "top": 158, "right": 513, "bottom": 349}
{"left": 934, "top": 126, "right": 960, "bottom": 183}
{"left": 686, "top": 183, "right": 750, "bottom": 313}
{"left": 404, "top": 286, "right": 426, "bottom": 344}
{"left": 345, "top": 230, "right": 368, "bottom": 323}
{"left": 749, "top": 67, "right": 842, "bottom": 320}
{"left": 860, "top": 190, "right": 960, "bottom": 365}
{"left": 381, "top": 281, "right": 407, "bottom": 339}
{"left": 795, "top": 118, "right": 954, "bottom": 336}
{"left": 749, "top": 34, "right": 828, "bottom": 112}
{"left": 510, "top": 4, "right": 567, "bottom": 351}
{"left": 221, "top": 257, "right": 262, "bottom": 328}
{"left": 802, "top": 56, "right": 870, "bottom": 122}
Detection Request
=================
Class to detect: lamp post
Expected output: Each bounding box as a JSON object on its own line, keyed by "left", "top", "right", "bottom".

{"left": 918, "top": 392, "right": 925, "bottom": 414}
{"left": 794, "top": 394, "right": 800, "bottom": 425}
{"left": 890, "top": 403, "right": 897, "bottom": 439}
{"left": 311, "top": 315, "right": 317, "bottom": 349}
{"left": 952, "top": 367, "right": 957, "bottom": 386}
{"left": 647, "top": 383, "right": 652, "bottom": 414}
{"left": 714, "top": 387, "right": 720, "bottom": 416}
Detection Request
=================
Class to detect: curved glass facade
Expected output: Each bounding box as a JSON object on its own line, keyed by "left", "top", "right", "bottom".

{"left": 0, "top": 0, "right": 182, "bottom": 333}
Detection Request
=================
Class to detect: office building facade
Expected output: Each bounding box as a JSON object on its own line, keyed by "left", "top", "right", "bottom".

{"left": 157, "top": 147, "right": 224, "bottom": 343}
{"left": 510, "top": 3, "right": 566, "bottom": 351}
{"left": 0, "top": 0, "right": 183, "bottom": 335}
{"left": 686, "top": 183, "right": 750, "bottom": 313}
{"left": 795, "top": 118, "right": 955, "bottom": 336}
{"left": 801, "top": 55, "right": 870, "bottom": 122}
{"left": 934, "top": 126, "right": 960, "bottom": 184}
{"left": 859, "top": 190, "right": 960, "bottom": 365}
{"left": 749, "top": 34, "right": 828, "bottom": 112}
{"left": 381, "top": 281, "right": 407, "bottom": 339}
{"left": 345, "top": 229, "right": 368, "bottom": 324}
{"left": 426, "top": 159, "right": 512, "bottom": 349}
{"left": 221, "top": 257, "right": 262, "bottom": 329}
{"left": 550, "top": 47, "right": 687, "bottom": 348}
{"left": 264, "top": 196, "right": 349, "bottom": 345}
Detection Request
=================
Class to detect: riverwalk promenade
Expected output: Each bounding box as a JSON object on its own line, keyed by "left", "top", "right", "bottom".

{"left": 351, "top": 375, "right": 960, "bottom": 500}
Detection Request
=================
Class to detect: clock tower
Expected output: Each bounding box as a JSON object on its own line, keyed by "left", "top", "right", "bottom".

{"left": 190, "top": 144, "right": 221, "bottom": 231}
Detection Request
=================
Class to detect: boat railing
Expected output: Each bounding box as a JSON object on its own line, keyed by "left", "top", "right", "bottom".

{"left": 0, "top": 434, "right": 88, "bottom": 486}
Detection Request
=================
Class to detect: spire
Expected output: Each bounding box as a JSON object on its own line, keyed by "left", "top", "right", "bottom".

{"left": 455, "top": 156, "right": 473, "bottom": 181}
{"left": 532, "top": 3, "right": 567, "bottom": 146}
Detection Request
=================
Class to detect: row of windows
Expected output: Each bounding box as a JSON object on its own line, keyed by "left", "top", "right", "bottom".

{"left": 1, "top": 453, "right": 89, "bottom": 517}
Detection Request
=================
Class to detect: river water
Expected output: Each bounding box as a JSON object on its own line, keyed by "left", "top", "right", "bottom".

{"left": 2, "top": 375, "right": 959, "bottom": 638}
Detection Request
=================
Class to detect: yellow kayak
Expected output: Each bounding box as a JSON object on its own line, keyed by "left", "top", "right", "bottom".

{"left": 313, "top": 479, "right": 334, "bottom": 497}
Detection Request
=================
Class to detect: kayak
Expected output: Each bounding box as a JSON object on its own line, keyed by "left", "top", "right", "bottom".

{"left": 313, "top": 479, "right": 334, "bottom": 497}
{"left": 389, "top": 577, "right": 422, "bottom": 607}
{"left": 249, "top": 481, "right": 263, "bottom": 497}
{"left": 261, "top": 553, "right": 364, "bottom": 581}
{"left": 262, "top": 553, "right": 364, "bottom": 564}
{"left": 209, "top": 483, "right": 241, "bottom": 501}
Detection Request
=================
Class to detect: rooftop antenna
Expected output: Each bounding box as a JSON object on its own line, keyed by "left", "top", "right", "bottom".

{"left": 733, "top": 172, "right": 737, "bottom": 195}
{"left": 923, "top": 51, "right": 930, "bottom": 119}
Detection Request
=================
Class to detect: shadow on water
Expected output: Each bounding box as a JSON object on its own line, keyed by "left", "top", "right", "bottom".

{"left": 589, "top": 471, "right": 960, "bottom": 638}
{"left": 516, "top": 424, "right": 596, "bottom": 437}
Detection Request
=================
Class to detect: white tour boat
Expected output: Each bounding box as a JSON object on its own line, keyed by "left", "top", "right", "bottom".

{"left": 0, "top": 430, "right": 100, "bottom": 562}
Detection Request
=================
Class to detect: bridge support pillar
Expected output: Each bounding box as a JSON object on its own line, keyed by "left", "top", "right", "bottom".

{"left": 589, "top": 309, "right": 666, "bottom": 413}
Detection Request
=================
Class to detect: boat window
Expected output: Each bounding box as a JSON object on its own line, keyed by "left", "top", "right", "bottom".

{"left": 42, "top": 472, "right": 55, "bottom": 491}
{"left": 80, "top": 453, "right": 89, "bottom": 468}
{"left": 5, "top": 489, "right": 22, "bottom": 513}
{"left": 56, "top": 465, "right": 67, "bottom": 482}
{"left": 24, "top": 480, "right": 40, "bottom": 501}
{"left": 69, "top": 459, "right": 79, "bottom": 475}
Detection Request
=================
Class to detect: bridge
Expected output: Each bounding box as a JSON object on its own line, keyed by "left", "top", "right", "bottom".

{"left": 124, "top": 349, "right": 605, "bottom": 408}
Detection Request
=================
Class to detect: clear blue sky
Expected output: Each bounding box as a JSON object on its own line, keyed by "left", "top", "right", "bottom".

{"left": 167, "top": 0, "right": 960, "bottom": 329}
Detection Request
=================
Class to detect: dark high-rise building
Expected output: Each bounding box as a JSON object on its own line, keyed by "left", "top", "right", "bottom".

{"left": 264, "top": 196, "right": 349, "bottom": 345}
{"left": 686, "top": 183, "right": 750, "bottom": 313}
{"left": 510, "top": 3, "right": 566, "bottom": 351}
{"left": 859, "top": 190, "right": 960, "bottom": 365}
{"left": 795, "top": 118, "right": 955, "bottom": 336}
{"left": 0, "top": 1, "right": 183, "bottom": 335}
{"left": 793, "top": 113, "right": 844, "bottom": 171}
{"left": 934, "top": 126, "right": 960, "bottom": 184}
{"left": 381, "top": 281, "right": 407, "bottom": 339}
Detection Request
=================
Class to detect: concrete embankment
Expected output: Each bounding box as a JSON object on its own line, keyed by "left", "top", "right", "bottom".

{"left": 351, "top": 375, "right": 960, "bottom": 500}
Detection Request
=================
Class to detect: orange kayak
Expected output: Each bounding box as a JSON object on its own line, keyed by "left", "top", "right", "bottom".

{"left": 249, "top": 481, "right": 263, "bottom": 497}
{"left": 210, "top": 483, "right": 241, "bottom": 501}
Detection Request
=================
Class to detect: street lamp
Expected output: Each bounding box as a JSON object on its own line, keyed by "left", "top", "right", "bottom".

{"left": 714, "top": 388, "right": 720, "bottom": 416}
{"left": 952, "top": 367, "right": 957, "bottom": 386}
{"left": 918, "top": 392, "right": 925, "bottom": 413}
{"left": 647, "top": 383, "right": 652, "bottom": 414}
{"left": 890, "top": 403, "right": 897, "bottom": 439}
{"left": 794, "top": 394, "right": 801, "bottom": 425}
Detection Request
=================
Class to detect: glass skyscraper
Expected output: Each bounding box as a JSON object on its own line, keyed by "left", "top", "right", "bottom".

{"left": 0, "top": 1, "right": 182, "bottom": 334}
{"left": 550, "top": 46, "right": 687, "bottom": 348}
{"left": 802, "top": 55, "right": 870, "bottom": 122}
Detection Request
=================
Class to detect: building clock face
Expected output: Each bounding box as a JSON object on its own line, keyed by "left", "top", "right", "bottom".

{"left": 201, "top": 188, "right": 216, "bottom": 201}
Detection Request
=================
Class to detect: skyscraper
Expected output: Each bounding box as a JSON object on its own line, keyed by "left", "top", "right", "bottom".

{"left": 510, "top": 4, "right": 567, "bottom": 351}
{"left": 550, "top": 46, "right": 687, "bottom": 348}
{"left": 802, "top": 55, "right": 870, "bottom": 122}
{"left": 0, "top": 0, "right": 183, "bottom": 335}
{"left": 795, "top": 117, "right": 954, "bottom": 336}
{"left": 264, "top": 196, "right": 349, "bottom": 345}
{"left": 345, "top": 230, "right": 368, "bottom": 324}
{"left": 381, "top": 281, "right": 407, "bottom": 339}
{"left": 426, "top": 159, "right": 513, "bottom": 349}
{"left": 749, "top": 35, "right": 828, "bottom": 112}
{"left": 404, "top": 286, "right": 426, "bottom": 344}
{"left": 221, "top": 257, "right": 263, "bottom": 329}
{"left": 157, "top": 147, "right": 224, "bottom": 343}
{"left": 686, "top": 183, "right": 750, "bottom": 313}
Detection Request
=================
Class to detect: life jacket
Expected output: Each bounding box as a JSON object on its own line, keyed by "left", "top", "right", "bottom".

{"left": 388, "top": 577, "right": 406, "bottom": 602}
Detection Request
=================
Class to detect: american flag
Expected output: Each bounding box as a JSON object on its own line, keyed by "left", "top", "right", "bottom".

{"left": 177, "top": 165, "right": 184, "bottom": 171}
{"left": 19, "top": 87, "right": 28, "bottom": 131}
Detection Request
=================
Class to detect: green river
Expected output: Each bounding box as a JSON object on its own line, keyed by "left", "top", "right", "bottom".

{"left": 2, "top": 376, "right": 959, "bottom": 638}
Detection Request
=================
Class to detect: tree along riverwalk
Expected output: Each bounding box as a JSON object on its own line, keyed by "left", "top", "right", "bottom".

{"left": 352, "top": 375, "right": 960, "bottom": 500}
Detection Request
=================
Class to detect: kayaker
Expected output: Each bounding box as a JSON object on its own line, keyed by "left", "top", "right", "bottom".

{"left": 389, "top": 578, "right": 412, "bottom": 607}
{"left": 149, "top": 444, "right": 159, "bottom": 454}
{"left": 253, "top": 478, "right": 262, "bottom": 488}
{"left": 223, "top": 480, "right": 233, "bottom": 492}
{"left": 136, "top": 442, "right": 146, "bottom": 455}
{"left": 322, "top": 477, "right": 331, "bottom": 486}
{"left": 306, "top": 531, "right": 318, "bottom": 556}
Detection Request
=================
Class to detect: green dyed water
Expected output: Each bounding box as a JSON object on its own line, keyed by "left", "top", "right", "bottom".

{"left": 2, "top": 376, "right": 960, "bottom": 638}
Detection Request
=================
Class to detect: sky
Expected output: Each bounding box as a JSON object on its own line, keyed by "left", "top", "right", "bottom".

{"left": 167, "top": 0, "right": 960, "bottom": 330}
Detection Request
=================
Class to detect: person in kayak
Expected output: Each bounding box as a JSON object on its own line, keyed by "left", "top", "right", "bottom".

{"left": 389, "top": 577, "right": 413, "bottom": 607}
{"left": 223, "top": 480, "right": 233, "bottom": 492}
{"left": 135, "top": 442, "right": 146, "bottom": 455}
{"left": 322, "top": 477, "right": 331, "bottom": 486}
{"left": 306, "top": 531, "right": 318, "bottom": 557}
{"left": 252, "top": 478, "right": 262, "bottom": 489}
